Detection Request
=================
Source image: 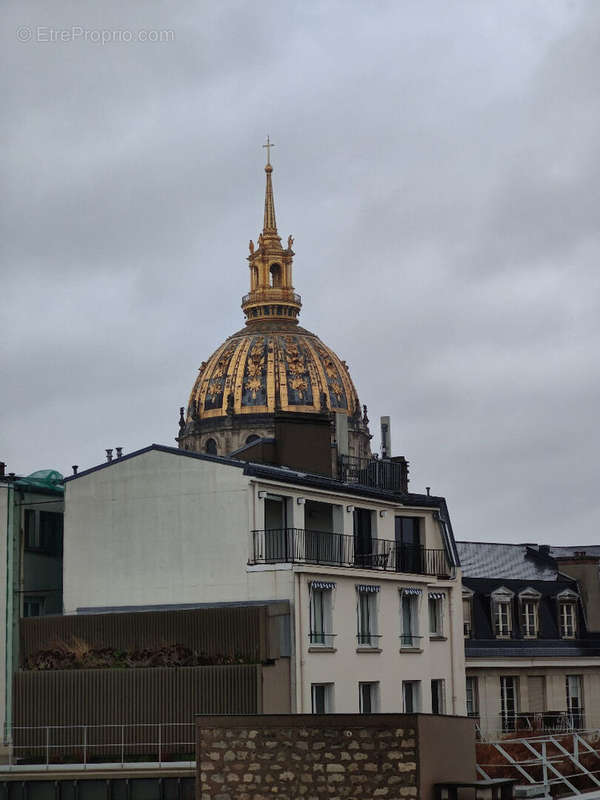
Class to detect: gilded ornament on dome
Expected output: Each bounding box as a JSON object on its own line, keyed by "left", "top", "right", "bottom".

{"left": 314, "top": 342, "right": 348, "bottom": 410}
{"left": 206, "top": 379, "right": 221, "bottom": 401}
{"left": 244, "top": 376, "right": 262, "bottom": 399}
{"left": 280, "top": 334, "right": 314, "bottom": 406}
{"left": 242, "top": 336, "right": 267, "bottom": 406}
{"left": 289, "top": 376, "right": 308, "bottom": 398}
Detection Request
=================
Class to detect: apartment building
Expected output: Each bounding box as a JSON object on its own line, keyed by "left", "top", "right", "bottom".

{"left": 63, "top": 443, "right": 466, "bottom": 716}
{"left": 458, "top": 541, "right": 600, "bottom": 740}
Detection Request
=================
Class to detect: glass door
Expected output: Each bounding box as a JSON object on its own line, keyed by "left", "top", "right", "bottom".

{"left": 395, "top": 517, "right": 422, "bottom": 573}
{"left": 353, "top": 508, "right": 372, "bottom": 567}
{"left": 264, "top": 496, "right": 289, "bottom": 560}
{"left": 500, "top": 676, "right": 518, "bottom": 732}
{"left": 566, "top": 675, "right": 584, "bottom": 730}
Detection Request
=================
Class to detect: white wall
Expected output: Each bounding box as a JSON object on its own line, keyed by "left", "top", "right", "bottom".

{"left": 63, "top": 451, "right": 252, "bottom": 612}
{"left": 296, "top": 569, "right": 464, "bottom": 714}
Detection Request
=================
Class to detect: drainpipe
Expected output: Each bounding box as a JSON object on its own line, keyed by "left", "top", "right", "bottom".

{"left": 294, "top": 571, "right": 304, "bottom": 713}
{"left": 4, "top": 484, "right": 17, "bottom": 744}
{"left": 447, "top": 584, "right": 458, "bottom": 714}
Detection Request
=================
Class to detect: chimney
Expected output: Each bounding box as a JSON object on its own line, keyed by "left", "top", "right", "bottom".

{"left": 335, "top": 412, "right": 349, "bottom": 458}
{"left": 380, "top": 416, "right": 391, "bottom": 459}
{"left": 106, "top": 449, "right": 113, "bottom": 462}
{"left": 72, "top": 465, "right": 78, "bottom": 475}
{"left": 115, "top": 447, "right": 123, "bottom": 459}
{"left": 0, "top": 462, "right": 5, "bottom": 477}
{"left": 426, "top": 487, "right": 431, "bottom": 496}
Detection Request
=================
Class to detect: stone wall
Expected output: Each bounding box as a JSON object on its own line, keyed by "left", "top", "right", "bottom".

{"left": 196, "top": 713, "right": 476, "bottom": 800}
{"left": 197, "top": 714, "right": 419, "bottom": 800}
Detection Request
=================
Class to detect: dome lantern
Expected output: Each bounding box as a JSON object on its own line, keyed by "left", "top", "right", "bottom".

{"left": 242, "top": 138, "right": 302, "bottom": 326}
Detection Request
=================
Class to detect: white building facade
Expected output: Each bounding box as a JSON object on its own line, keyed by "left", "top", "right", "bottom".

{"left": 63, "top": 444, "right": 466, "bottom": 716}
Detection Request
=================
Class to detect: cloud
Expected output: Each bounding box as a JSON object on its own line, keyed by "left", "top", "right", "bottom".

{"left": 1, "top": 0, "right": 598, "bottom": 545}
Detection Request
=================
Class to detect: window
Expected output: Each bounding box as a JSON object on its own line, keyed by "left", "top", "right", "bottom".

{"left": 496, "top": 601, "right": 511, "bottom": 637}
{"left": 309, "top": 582, "right": 335, "bottom": 647}
{"left": 431, "top": 679, "right": 446, "bottom": 714}
{"left": 520, "top": 600, "right": 539, "bottom": 638}
{"left": 24, "top": 509, "right": 37, "bottom": 549}
{"left": 500, "top": 676, "right": 519, "bottom": 732}
{"left": 466, "top": 676, "right": 479, "bottom": 718}
{"left": 311, "top": 683, "right": 333, "bottom": 714}
{"left": 23, "top": 597, "right": 44, "bottom": 618}
{"left": 400, "top": 588, "right": 421, "bottom": 648}
{"left": 429, "top": 593, "right": 444, "bottom": 637}
{"left": 518, "top": 589, "right": 541, "bottom": 639}
{"left": 566, "top": 675, "right": 584, "bottom": 729}
{"left": 24, "top": 510, "right": 63, "bottom": 555}
{"left": 205, "top": 438, "right": 217, "bottom": 455}
{"left": 559, "top": 600, "right": 577, "bottom": 639}
{"left": 492, "top": 589, "right": 514, "bottom": 638}
{"left": 264, "top": 495, "right": 290, "bottom": 561}
{"left": 356, "top": 585, "right": 379, "bottom": 648}
{"left": 269, "top": 263, "right": 282, "bottom": 288}
{"left": 353, "top": 508, "right": 373, "bottom": 567}
{"left": 395, "top": 516, "right": 422, "bottom": 573}
{"left": 359, "top": 682, "right": 380, "bottom": 714}
{"left": 402, "top": 681, "right": 420, "bottom": 713}
{"left": 463, "top": 595, "right": 473, "bottom": 638}
{"left": 305, "top": 501, "right": 344, "bottom": 564}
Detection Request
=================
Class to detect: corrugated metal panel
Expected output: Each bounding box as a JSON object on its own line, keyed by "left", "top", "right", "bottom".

{"left": 20, "top": 606, "right": 268, "bottom": 664}
{"left": 13, "top": 665, "right": 261, "bottom": 760}
{"left": 15, "top": 664, "right": 260, "bottom": 723}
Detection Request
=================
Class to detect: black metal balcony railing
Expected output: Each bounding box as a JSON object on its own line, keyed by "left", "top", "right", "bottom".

{"left": 400, "top": 634, "right": 424, "bottom": 649}
{"left": 308, "top": 632, "right": 336, "bottom": 647}
{"left": 498, "top": 710, "right": 586, "bottom": 735}
{"left": 249, "top": 529, "right": 451, "bottom": 577}
{"left": 356, "top": 633, "right": 382, "bottom": 648}
{"left": 338, "top": 455, "right": 408, "bottom": 493}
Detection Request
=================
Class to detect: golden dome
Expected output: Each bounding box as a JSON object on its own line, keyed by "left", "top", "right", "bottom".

{"left": 186, "top": 323, "right": 361, "bottom": 421}
{"left": 178, "top": 144, "right": 371, "bottom": 459}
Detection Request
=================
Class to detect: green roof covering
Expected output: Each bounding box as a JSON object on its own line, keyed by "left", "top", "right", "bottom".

{"left": 15, "top": 469, "right": 64, "bottom": 494}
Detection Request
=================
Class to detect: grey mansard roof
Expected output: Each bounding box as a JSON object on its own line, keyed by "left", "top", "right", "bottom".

{"left": 456, "top": 541, "right": 558, "bottom": 581}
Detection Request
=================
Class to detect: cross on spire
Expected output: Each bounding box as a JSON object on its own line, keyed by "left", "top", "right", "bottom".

{"left": 262, "top": 135, "right": 275, "bottom": 165}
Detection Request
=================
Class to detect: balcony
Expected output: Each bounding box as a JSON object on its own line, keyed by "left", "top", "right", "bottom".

{"left": 249, "top": 528, "right": 450, "bottom": 577}
{"left": 242, "top": 290, "right": 302, "bottom": 306}
{"left": 475, "top": 711, "right": 587, "bottom": 740}
{"left": 338, "top": 455, "right": 408, "bottom": 493}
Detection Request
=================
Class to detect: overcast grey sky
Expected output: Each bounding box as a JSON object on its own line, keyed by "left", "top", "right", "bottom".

{"left": 2, "top": 0, "right": 599, "bottom": 545}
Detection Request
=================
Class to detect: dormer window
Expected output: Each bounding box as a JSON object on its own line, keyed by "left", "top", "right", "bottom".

{"left": 491, "top": 588, "right": 514, "bottom": 638}
{"left": 518, "top": 588, "right": 541, "bottom": 639}
{"left": 557, "top": 590, "right": 578, "bottom": 639}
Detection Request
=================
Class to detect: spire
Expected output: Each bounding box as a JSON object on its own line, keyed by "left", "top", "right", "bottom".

{"left": 262, "top": 136, "right": 277, "bottom": 232}
{"left": 241, "top": 139, "right": 301, "bottom": 326}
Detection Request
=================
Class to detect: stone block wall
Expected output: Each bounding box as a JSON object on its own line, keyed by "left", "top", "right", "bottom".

{"left": 197, "top": 714, "right": 419, "bottom": 800}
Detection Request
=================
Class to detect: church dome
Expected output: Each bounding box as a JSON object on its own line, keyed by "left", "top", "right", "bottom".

{"left": 177, "top": 144, "right": 371, "bottom": 459}
{"left": 186, "top": 324, "right": 361, "bottom": 421}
